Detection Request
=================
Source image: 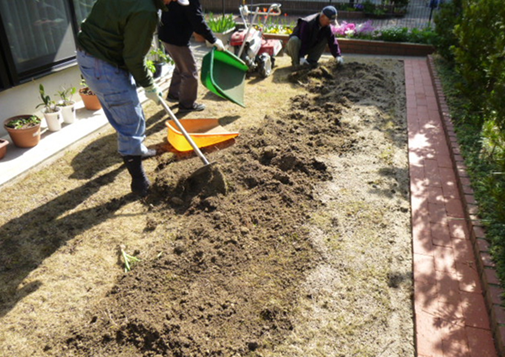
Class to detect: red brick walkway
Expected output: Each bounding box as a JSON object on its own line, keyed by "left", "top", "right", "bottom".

{"left": 405, "top": 59, "right": 499, "bottom": 357}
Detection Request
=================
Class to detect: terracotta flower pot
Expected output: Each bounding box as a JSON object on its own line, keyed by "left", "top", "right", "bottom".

{"left": 0, "top": 138, "right": 8, "bottom": 160}
{"left": 193, "top": 32, "right": 206, "bottom": 42}
{"left": 3, "top": 115, "right": 42, "bottom": 148}
{"left": 79, "top": 88, "right": 102, "bottom": 111}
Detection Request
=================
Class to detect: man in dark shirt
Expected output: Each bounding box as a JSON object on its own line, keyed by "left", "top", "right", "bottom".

{"left": 158, "top": 0, "right": 225, "bottom": 113}
{"left": 286, "top": 6, "right": 344, "bottom": 68}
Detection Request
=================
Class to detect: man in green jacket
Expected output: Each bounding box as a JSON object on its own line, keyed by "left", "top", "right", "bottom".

{"left": 76, "top": 0, "right": 177, "bottom": 197}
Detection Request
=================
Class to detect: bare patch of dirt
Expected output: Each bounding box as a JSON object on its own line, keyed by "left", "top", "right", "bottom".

{"left": 0, "top": 55, "right": 414, "bottom": 356}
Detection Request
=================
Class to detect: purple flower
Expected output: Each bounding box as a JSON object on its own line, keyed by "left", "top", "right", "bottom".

{"left": 356, "top": 20, "right": 375, "bottom": 34}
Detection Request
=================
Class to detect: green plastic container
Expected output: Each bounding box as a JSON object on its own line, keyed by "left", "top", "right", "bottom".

{"left": 201, "top": 48, "right": 248, "bottom": 107}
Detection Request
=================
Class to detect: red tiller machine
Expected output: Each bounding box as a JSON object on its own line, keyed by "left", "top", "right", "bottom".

{"left": 230, "top": 3, "right": 283, "bottom": 78}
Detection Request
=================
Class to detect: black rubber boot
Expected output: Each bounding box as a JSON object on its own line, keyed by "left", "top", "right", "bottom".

{"left": 122, "top": 155, "right": 150, "bottom": 197}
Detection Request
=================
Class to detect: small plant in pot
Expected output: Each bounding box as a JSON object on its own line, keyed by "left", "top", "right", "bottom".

{"left": 56, "top": 85, "right": 77, "bottom": 124}
{"left": 206, "top": 13, "right": 236, "bottom": 47}
{"left": 79, "top": 77, "right": 102, "bottom": 111}
{"left": 37, "top": 84, "right": 62, "bottom": 132}
{"left": 3, "top": 115, "right": 42, "bottom": 148}
{"left": 146, "top": 46, "right": 173, "bottom": 79}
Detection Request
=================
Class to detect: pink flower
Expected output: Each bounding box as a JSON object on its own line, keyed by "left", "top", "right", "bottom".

{"left": 331, "top": 22, "right": 356, "bottom": 37}
{"left": 331, "top": 21, "right": 375, "bottom": 37}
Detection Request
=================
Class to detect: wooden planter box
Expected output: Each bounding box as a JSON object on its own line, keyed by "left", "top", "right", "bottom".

{"left": 264, "top": 33, "right": 435, "bottom": 57}
{"left": 337, "top": 38, "right": 435, "bottom": 56}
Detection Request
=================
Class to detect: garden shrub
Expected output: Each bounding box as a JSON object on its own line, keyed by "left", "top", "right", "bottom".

{"left": 453, "top": 0, "right": 505, "bottom": 130}
{"left": 361, "top": 0, "right": 376, "bottom": 14}
{"left": 434, "top": 0, "right": 505, "bottom": 281}
{"left": 436, "top": 56, "right": 505, "bottom": 282}
{"left": 433, "top": 0, "right": 462, "bottom": 61}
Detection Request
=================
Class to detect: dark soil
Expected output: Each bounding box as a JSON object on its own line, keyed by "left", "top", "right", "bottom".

{"left": 0, "top": 57, "right": 414, "bottom": 357}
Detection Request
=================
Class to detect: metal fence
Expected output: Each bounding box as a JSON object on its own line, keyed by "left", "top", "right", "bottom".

{"left": 201, "top": 0, "right": 438, "bottom": 29}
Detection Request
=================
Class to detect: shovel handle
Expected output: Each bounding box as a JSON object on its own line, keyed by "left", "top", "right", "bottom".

{"left": 159, "top": 98, "right": 210, "bottom": 166}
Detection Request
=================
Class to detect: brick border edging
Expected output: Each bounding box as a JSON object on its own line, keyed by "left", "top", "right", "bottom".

{"left": 426, "top": 55, "right": 505, "bottom": 356}
{"left": 262, "top": 34, "right": 435, "bottom": 57}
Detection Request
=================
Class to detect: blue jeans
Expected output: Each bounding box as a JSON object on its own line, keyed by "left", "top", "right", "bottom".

{"left": 76, "top": 49, "right": 149, "bottom": 156}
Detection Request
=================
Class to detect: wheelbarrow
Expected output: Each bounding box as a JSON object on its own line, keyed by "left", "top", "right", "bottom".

{"left": 201, "top": 48, "right": 248, "bottom": 107}
{"left": 161, "top": 98, "right": 239, "bottom": 153}
{"left": 165, "top": 117, "right": 239, "bottom": 152}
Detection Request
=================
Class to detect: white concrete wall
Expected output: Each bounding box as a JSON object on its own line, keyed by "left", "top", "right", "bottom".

{"left": 0, "top": 65, "right": 83, "bottom": 137}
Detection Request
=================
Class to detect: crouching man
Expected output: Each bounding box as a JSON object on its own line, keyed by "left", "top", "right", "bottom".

{"left": 286, "top": 6, "right": 344, "bottom": 68}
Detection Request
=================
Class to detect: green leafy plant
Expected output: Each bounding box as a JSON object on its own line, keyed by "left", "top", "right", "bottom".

{"left": 207, "top": 13, "right": 236, "bottom": 33}
{"left": 5, "top": 115, "right": 41, "bottom": 129}
{"left": 362, "top": 0, "right": 377, "bottom": 14}
{"left": 148, "top": 47, "right": 172, "bottom": 64}
{"left": 452, "top": 0, "right": 505, "bottom": 130}
{"left": 120, "top": 247, "right": 141, "bottom": 272}
{"left": 373, "top": 8, "right": 387, "bottom": 16}
{"left": 481, "top": 119, "right": 505, "bottom": 160}
{"left": 56, "top": 85, "right": 76, "bottom": 106}
{"left": 146, "top": 45, "right": 173, "bottom": 74}
{"left": 36, "top": 84, "right": 58, "bottom": 113}
{"left": 377, "top": 26, "right": 410, "bottom": 42}
{"left": 408, "top": 27, "right": 437, "bottom": 44}
{"left": 334, "top": 23, "right": 437, "bottom": 45}
{"left": 433, "top": 0, "right": 462, "bottom": 61}
{"left": 393, "top": 0, "right": 410, "bottom": 8}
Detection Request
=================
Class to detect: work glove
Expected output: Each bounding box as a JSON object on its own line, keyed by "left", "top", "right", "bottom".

{"left": 336, "top": 56, "right": 344, "bottom": 65}
{"left": 299, "top": 58, "right": 309, "bottom": 66}
{"left": 213, "top": 38, "right": 225, "bottom": 51}
{"left": 145, "top": 84, "right": 162, "bottom": 105}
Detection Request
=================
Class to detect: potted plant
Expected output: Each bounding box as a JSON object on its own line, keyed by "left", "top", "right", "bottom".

{"left": 0, "top": 138, "right": 8, "bottom": 160}
{"left": 392, "top": 0, "right": 409, "bottom": 17}
{"left": 206, "top": 13, "right": 236, "bottom": 48}
{"left": 3, "top": 115, "right": 42, "bottom": 148}
{"left": 56, "top": 85, "right": 77, "bottom": 124}
{"left": 36, "top": 84, "right": 61, "bottom": 132}
{"left": 79, "top": 77, "right": 102, "bottom": 111}
{"left": 146, "top": 46, "right": 173, "bottom": 79}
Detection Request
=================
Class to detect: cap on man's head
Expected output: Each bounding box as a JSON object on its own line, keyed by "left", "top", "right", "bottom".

{"left": 321, "top": 6, "right": 338, "bottom": 24}
{"left": 178, "top": 0, "right": 190, "bottom": 5}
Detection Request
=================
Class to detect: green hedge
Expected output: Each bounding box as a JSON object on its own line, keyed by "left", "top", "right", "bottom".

{"left": 434, "top": 0, "right": 505, "bottom": 281}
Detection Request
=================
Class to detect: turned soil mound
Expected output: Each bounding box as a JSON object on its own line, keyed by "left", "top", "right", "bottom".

{"left": 0, "top": 56, "right": 414, "bottom": 357}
